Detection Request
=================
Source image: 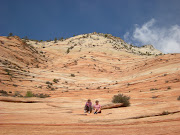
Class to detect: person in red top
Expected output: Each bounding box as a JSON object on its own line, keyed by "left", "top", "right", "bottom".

{"left": 93, "top": 100, "right": 101, "bottom": 114}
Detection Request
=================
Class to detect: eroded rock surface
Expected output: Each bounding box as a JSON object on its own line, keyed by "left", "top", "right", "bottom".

{"left": 0, "top": 34, "right": 180, "bottom": 135}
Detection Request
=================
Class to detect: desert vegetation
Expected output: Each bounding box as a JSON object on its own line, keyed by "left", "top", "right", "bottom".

{"left": 25, "top": 91, "right": 50, "bottom": 98}
{"left": 54, "top": 37, "right": 57, "bottom": 43}
{"left": 150, "top": 88, "right": 158, "bottom": 91}
{"left": 112, "top": 94, "right": 130, "bottom": 107}
{"left": 67, "top": 46, "right": 74, "bottom": 54}
{"left": 71, "top": 74, "right": 75, "bottom": 77}
{"left": 162, "top": 111, "right": 170, "bottom": 115}
{"left": 8, "top": 32, "right": 13, "bottom": 37}
{"left": 53, "top": 79, "right": 59, "bottom": 83}
{"left": 0, "top": 90, "right": 8, "bottom": 96}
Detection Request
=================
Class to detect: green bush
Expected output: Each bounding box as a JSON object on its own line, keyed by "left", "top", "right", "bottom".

{"left": 67, "top": 46, "right": 74, "bottom": 54}
{"left": 0, "top": 90, "right": 8, "bottom": 96}
{"left": 150, "top": 88, "right": 158, "bottom": 91}
{"left": 26, "top": 91, "right": 34, "bottom": 97}
{"left": 8, "top": 33, "right": 13, "bottom": 37}
{"left": 54, "top": 37, "right": 57, "bottom": 43}
{"left": 67, "top": 48, "right": 70, "bottom": 54}
{"left": 53, "top": 79, "right": 59, "bottom": 83}
{"left": 47, "top": 85, "right": 51, "bottom": 89}
{"left": 60, "top": 37, "right": 64, "bottom": 41}
{"left": 112, "top": 94, "right": 130, "bottom": 107}
{"left": 13, "top": 84, "right": 18, "bottom": 87}
{"left": 71, "top": 74, "right": 75, "bottom": 77}
{"left": 25, "top": 91, "right": 50, "bottom": 98}
{"left": 46, "top": 81, "right": 52, "bottom": 85}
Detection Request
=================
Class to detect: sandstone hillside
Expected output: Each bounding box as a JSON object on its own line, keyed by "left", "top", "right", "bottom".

{"left": 0, "top": 33, "right": 180, "bottom": 135}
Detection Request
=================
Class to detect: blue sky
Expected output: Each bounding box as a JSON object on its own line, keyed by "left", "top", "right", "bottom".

{"left": 0, "top": 0, "right": 180, "bottom": 43}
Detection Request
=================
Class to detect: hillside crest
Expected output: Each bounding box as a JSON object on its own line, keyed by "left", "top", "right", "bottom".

{"left": 26, "top": 32, "right": 163, "bottom": 56}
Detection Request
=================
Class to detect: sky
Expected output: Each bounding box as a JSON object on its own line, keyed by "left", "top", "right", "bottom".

{"left": 0, "top": 0, "right": 180, "bottom": 53}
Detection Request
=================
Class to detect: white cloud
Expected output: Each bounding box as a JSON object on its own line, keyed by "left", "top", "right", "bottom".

{"left": 124, "top": 19, "right": 180, "bottom": 53}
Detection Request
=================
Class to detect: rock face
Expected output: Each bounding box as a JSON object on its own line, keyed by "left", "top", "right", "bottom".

{"left": 27, "top": 33, "right": 163, "bottom": 56}
{"left": 0, "top": 34, "right": 180, "bottom": 135}
{"left": 61, "top": 33, "right": 163, "bottom": 55}
{"left": 0, "top": 36, "right": 46, "bottom": 91}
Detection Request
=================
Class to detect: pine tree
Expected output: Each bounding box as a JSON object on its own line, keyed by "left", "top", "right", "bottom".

{"left": 8, "top": 33, "right": 13, "bottom": 37}
{"left": 24, "top": 36, "right": 28, "bottom": 40}
{"left": 54, "top": 37, "right": 57, "bottom": 43}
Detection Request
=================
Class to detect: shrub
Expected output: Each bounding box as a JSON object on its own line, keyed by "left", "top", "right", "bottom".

{"left": 150, "top": 88, "right": 158, "bottom": 91}
{"left": 67, "top": 46, "right": 74, "bottom": 54}
{"left": 25, "top": 91, "right": 34, "bottom": 97}
{"left": 0, "top": 90, "right": 8, "bottom": 94}
{"left": 104, "top": 34, "right": 108, "bottom": 38}
{"left": 177, "top": 96, "right": 180, "bottom": 100}
{"left": 112, "top": 94, "right": 130, "bottom": 107}
{"left": 35, "top": 93, "right": 50, "bottom": 98}
{"left": 24, "top": 36, "right": 28, "bottom": 40}
{"left": 67, "top": 48, "right": 70, "bottom": 54}
{"left": 40, "top": 93, "right": 50, "bottom": 98}
{"left": 167, "top": 86, "right": 171, "bottom": 90}
{"left": 51, "top": 87, "right": 55, "bottom": 91}
{"left": 152, "top": 96, "right": 158, "bottom": 99}
{"left": 0, "top": 90, "right": 8, "bottom": 96}
{"left": 47, "top": 84, "right": 52, "bottom": 89}
{"left": 53, "top": 79, "right": 59, "bottom": 83}
{"left": 162, "top": 111, "right": 169, "bottom": 115}
{"left": 8, "top": 33, "right": 13, "bottom": 37}
{"left": 14, "top": 91, "right": 23, "bottom": 97}
{"left": 54, "top": 37, "right": 57, "bottom": 43}
{"left": 38, "top": 86, "right": 42, "bottom": 89}
{"left": 127, "top": 83, "right": 130, "bottom": 86}
{"left": 71, "top": 74, "right": 75, "bottom": 77}
{"left": 25, "top": 91, "right": 50, "bottom": 98}
{"left": 46, "top": 81, "right": 52, "bottom": 85}
{"left": 13, "top": 84, "right": 18, "bottom": 87}
{"left": 5, "top": 69, "right": 10, "bottom": 75}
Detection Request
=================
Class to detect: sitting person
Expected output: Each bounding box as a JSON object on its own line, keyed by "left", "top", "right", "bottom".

{"left": 93, "top": 100, "right": 101, "bottom": 114}
{"left": 84, "top": 99, "right": 92, "bottom": 113}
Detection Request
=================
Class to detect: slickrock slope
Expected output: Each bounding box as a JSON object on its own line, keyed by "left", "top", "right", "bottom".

{"left": 0, "top": 33, "right": 180, "bottom": 135}
{"left": 0, "top": 36, "right": 46, "bottom": 93}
